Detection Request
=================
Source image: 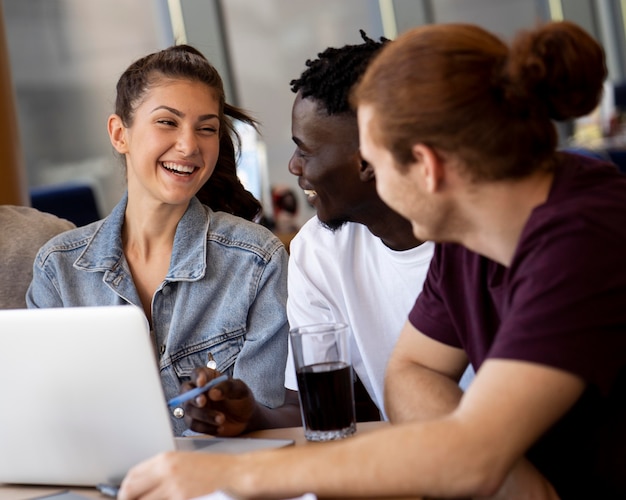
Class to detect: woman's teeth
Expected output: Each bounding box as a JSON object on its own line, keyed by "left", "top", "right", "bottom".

{"left": 163, "top": 162, "right": 194, "bottom": 174}
{"left": 303, "top": 189, "right": 317, "bottom": 198}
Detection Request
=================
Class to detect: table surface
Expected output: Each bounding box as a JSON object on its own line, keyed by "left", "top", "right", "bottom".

{"left": 0, "top": 422, "right": 399, "bottom": 500}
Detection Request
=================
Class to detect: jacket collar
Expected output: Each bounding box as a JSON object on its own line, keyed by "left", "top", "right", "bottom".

{"left": 75, "top": 193, "right": 209, "bottom": 281}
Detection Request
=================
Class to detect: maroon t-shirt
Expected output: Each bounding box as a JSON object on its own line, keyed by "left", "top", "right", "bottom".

{"left": 409, "top": 153, "right": 626, "bottom": 497}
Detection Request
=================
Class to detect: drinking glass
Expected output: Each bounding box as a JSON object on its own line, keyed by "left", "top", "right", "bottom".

{"left": 289, "top": 323, "right": 356, "bottom": 441}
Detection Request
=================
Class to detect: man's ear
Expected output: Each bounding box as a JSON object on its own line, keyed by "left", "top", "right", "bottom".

{"left": 358, "top": 154, "right": 375, "bottom": 182}
{"left": 108, "top": 114, "right": 129, "bottom": 154}
{"left": 412, "top": 143, "right": 444, "bottom": 193}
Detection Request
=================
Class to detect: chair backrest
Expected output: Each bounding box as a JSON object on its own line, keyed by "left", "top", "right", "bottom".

{"left": 30, "top": 183, "right": 101, "bottom": 226}
{"left": 0, "top": 205, "right": 75, "bottom": 309}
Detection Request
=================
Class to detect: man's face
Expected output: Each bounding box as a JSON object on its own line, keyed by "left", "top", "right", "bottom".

{"left": 288, "top": 93, "right": 372, "bottom": 231}
{"left": 357, "top": 105, "right": 413, "bottom": 219}
{"left": 358, "top": 103, "right": 433, "bottom": 241}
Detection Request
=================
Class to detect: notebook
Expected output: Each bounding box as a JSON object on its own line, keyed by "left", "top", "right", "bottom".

{"left": 0, "top": 305, "right": 293, "bottom": 487}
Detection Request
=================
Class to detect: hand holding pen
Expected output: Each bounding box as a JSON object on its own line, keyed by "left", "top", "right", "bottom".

{"left": 167, "top": 373, "right": 229, "bottom": 408}
{"left": 178, "top": 367, "right": 257, "bottom": 437}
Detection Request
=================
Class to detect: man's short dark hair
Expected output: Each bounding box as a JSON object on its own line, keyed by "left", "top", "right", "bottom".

{"left": 290, "top": 30, "right": 389, "bottom": 115}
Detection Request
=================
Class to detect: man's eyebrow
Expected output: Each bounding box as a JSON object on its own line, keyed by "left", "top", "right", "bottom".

{"left": 151, "top": 105, "right": 219, "bottom": 121}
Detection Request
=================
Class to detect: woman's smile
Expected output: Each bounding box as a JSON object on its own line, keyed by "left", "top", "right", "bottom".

{"left": 161, "top": 161, "right": 198, "bottom": 176}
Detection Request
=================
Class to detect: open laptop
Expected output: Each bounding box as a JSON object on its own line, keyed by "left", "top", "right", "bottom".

{"left": 0, "top": 305, "right": 293, "bottom": 487}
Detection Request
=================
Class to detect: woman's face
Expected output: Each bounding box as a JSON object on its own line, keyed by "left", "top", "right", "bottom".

{"left": 111, "top": 78, "right": 221, "bottom": 209}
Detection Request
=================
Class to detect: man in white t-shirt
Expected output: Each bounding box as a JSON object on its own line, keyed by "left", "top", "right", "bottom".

{"left": 180, "top": 32, "right": 471, "bottom": 435}
{"left": 284, "top": 32, "right": 475, "bottom": 419}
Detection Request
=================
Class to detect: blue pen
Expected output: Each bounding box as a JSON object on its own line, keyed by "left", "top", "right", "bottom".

{"left": 96, "top": 483, "right": 120, "bottom": 498}
{"left": 167, "top": 373, "right": 228, "bottom": 408}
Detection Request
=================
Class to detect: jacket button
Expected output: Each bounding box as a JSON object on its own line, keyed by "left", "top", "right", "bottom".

{"left": 206, "top": 352, "right": 217, "bottom": 369}
{"left": 172, "top": 407, "right": 185, "bottom": 419}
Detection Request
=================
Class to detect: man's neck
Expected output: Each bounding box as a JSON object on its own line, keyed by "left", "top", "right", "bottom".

{"left": 457, "top": 169, "right": 555, "bottom": 266}
{"left": 361, "top": 205, "right": 423, "bottom": 251}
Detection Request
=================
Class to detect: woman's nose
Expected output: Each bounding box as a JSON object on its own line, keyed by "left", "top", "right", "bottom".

{"left": 176, "top": 127, "right": 200, "bottom": 156}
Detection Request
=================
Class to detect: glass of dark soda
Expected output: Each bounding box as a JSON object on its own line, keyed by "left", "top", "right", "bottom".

{"left": 289, "top": 323, "right": 356, "bottom": 441}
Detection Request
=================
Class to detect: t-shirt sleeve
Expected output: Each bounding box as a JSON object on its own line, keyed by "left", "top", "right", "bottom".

{"left": 490, "top": 209, "right": 626, "bottom": 394}
{"left": 285, "top": 231, "right": 336, "bottom": 390}
{"left": 410, "top": 219, "right": 626, "bottom": 397}
{"left": 409, "top": 244, "right": 463, "bottom": 348}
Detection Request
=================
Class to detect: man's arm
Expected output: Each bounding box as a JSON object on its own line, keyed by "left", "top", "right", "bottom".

{"left": 385, "top": 320, "right": 469, "bottom": 422}
{"left": 120, "top": 328, "right": 585, "bottom": 500}
{"left": 385, "top": 321, "right": 564, "bottom": 499}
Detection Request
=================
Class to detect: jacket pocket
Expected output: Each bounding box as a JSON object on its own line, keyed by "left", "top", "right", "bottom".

{"left": 170, "top": 329, "right": 245, "bottom": 380}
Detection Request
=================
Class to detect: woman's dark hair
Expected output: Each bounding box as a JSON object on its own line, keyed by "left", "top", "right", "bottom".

{"left": 353, "top": 21, "right": 607, "bottom": 181}
{"left": 114, "top": 44, "right": 261, "bottom": 220}
{"left": 290, "top": 30, "right": 389, "bottom": 116}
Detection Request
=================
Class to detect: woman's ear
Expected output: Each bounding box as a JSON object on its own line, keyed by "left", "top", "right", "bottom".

{"left": 108, "top": 114, "right": 128, "bottom": 154}
{"left": 412, "top": 143, "right": 444, "bottom": 193}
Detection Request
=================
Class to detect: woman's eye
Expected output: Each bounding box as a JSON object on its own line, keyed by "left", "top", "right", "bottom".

{"left": 200, "top": 126, "right": 218, "bottom": 134}
{"left": 157, "top": 119, "right": 176, "bottom": 126}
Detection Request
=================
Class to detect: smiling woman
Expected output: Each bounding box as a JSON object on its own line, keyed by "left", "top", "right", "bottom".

{"left": 25, "top": 45, "right": 290, "bottom": 437}
{"left": 109, "top": 79, "right": 221, "bottom": 212}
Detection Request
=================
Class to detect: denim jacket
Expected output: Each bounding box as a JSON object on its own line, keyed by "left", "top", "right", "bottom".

{"left": 27, "top": 194, "right": 289, "bottom": 435}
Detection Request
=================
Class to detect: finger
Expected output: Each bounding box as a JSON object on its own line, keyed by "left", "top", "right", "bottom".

{"left": 185, "top": 406, "right": 226, "bottom": 436}
{"left": 209, "top": 378, "right": 251, "bottom": 401}
{"left": 118, "top": 453, "right": 170, "bottom": 500}
{"left": 193, "top": 393, "right": 207, "bottom": 407}
{"left": 122, "top": 453, "right": 205, "bottom": 500}
{"left": 188, "top": 416, "right": 223, "bottom": 435}
{"left": 193, "top": 366, "right": 222, "bottom": 386}
{"left": 184, "top": 403, "right": 225, "bottom": 427}
{"left": 180, "top": 380, "right": 195, "bottom": 393}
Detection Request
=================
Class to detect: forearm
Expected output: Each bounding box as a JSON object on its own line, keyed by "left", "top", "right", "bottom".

{"left": 235, "top": 419, "right": 500, "bottom": 499}
{"left": 383, "top": 321, "right": 468, "bottom": 424}
{"left": 484, "top": 458, "right": 560, "bottom": 500}
{"left": 385, "top": 357, "right": 464, "bottom": 423}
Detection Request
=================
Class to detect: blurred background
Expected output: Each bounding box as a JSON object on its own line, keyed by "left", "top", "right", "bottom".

{"left": 2, "top": 0, "right": 625, "bottom": 229}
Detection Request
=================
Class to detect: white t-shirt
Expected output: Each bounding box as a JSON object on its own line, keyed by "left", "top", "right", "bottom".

{"left": 285, "top": 216, "right": 435, "bottom": 419}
